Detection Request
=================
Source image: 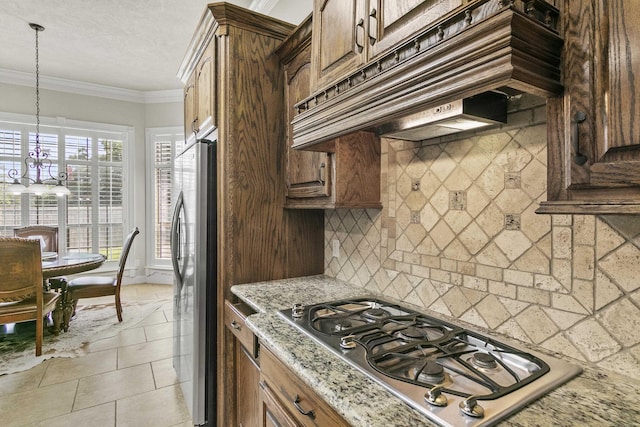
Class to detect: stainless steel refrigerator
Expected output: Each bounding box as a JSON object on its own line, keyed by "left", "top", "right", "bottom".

{"left": 171, "top": 130, "right": 218, "bottom": 426}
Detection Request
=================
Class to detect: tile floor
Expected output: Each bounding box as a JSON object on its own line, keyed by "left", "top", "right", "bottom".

{"left": 0, "top": 284, "right": 193, "bottom": 427}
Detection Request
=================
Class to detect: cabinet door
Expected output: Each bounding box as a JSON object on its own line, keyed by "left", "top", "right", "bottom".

{"left": 311, "top": 0, "right": 367, "bottom": 91}
{"left": 224, "top": 300, "right": 260, "bottom": 427}
{"left": 286, "top": 56, "right": 331, "bottom": 200}
{"left": 183, "top": 72, "right": 197, "bottom": 142}
{"left": 586, "top": 1, "right": 640, "bottom": 186}
{"left": 368, "top": 0, "right": 462, "bottom": 58}
{"left": 195, "top": 41, "right": 216, "bottom": 138}
{"left": 260, "top": 381, "right": 301, "bottom": 427}
{"left": 237, "top": 345, "right": 261, "bottom": 427}
{"left": 542, "top": 0, "right": 640, "bottom": 212}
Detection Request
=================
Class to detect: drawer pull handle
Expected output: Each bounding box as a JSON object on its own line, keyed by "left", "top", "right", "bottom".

{"left": 355, "top": 18, "right": 365, "bottom": 53}
{"left": 230, "top": 320, "right": 241, "bottom": 330}
{"left": 191, "top": 118, "right": 198, "bottom": 135}
{"left": 293, "top": 395, "right": 315, "bottom": 419}
{"left": 572, "top": 111, "right": 588, "bottom": 165}
{"left": 369, "top": 8, "right": 377, "bottom": 45}
{"left": 317, "top": 162, "right": 326, "bottom": 185}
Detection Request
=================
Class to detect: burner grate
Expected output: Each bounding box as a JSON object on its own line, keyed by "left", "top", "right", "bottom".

{"left": 279, "top": 297, "right": 582, "bottom": 427}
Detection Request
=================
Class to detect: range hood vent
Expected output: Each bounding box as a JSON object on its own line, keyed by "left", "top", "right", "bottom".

{"left": 377, "top": 92, "right": 507, "bottom": 141}
{"left": 291, "top": 0, "right": 562, "bottom": 149}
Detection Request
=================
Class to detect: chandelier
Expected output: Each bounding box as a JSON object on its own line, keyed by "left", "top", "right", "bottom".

{"left": 6, "top": 23, "right": 70, "bottom": 197}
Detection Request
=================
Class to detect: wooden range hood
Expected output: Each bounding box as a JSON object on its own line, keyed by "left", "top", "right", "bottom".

{"left": 291, "top": 0, "right": 563, "bottom": 149}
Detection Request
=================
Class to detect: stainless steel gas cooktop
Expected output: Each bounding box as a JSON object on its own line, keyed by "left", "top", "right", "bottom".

{"left": 280, "top": 297, "right": 582, "bottom": 427}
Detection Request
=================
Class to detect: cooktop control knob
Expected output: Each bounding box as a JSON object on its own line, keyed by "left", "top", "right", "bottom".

{"left": 340, "top": 334, "right": 357, "bottom": 350}
{"left": 424, "top": 385, "right": 448, "bottom": 407}
{"left": 292, "top": 303, "right": 305, "bottom": 319}
{"left": 459, "top": 396, "right": 484, "bottom": 418}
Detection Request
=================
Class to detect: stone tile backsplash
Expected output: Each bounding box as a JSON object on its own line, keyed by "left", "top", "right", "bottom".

{"left": 324, "top": 97, "right": 640, "bottom": 379}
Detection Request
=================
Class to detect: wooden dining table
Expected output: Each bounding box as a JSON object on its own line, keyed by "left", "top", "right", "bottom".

{"left": 41, "top": 253, "right": 106, "bottom": 334}
{"left": 42, "top": 252, "right": 106, "bottom": 279}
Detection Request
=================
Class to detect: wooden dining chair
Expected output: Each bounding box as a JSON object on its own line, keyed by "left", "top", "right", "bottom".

{"left": 13, "top": 225, "right": 59, "bottom": 253}
{"left": 67, "top": 227, "right": 140, "bottom": 323}
{"left": 0, "top": 237, "right": 60, "bottom": 356}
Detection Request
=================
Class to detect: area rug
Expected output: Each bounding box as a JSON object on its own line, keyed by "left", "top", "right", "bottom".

{"left": 0, "top": 299, "right": 170, "bottom": 376}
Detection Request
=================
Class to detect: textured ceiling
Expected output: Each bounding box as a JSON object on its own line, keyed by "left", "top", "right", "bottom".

{"left": 0, "top": 0, "right": 311, "bottom": 92}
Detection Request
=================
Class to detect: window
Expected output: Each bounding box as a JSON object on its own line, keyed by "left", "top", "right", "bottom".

{"left": 0, "top": 113, "right": 133, "bottom": 263}
{"left": 146, "top": 127, "right": 182, "bottom": 267}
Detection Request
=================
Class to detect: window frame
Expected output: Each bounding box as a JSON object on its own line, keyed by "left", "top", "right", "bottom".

{"left": 145, "top": 126, "right": 182, "bottom": 268}
{"left": 0, "top": 112, "right": 134, "bottom": 267}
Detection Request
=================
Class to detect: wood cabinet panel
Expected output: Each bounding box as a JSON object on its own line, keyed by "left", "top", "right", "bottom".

{"left": 224, "top": 300, "right": 257, "bottom": 357}
{"left": 539, "top": 0, "right": 640, "bottom": 213}
{"left": 224, "top": 299, "right": 260, "bottom": 427}
{"left": 261, "top": 347, "right": 349, "bottom": 427}
{"left": 311, "top": 0, "right": 463, "bottom": 91}
{"left": 237, "top": 345, "right": 261, "bottom": 427}
{"left": 591, "top": 1, "right": 640, "bottom": 169}
{"left": 285, "top": 132, "right": 381, "bottom": 209}
{"left": 279, "top": 16, "right": 380, "bottom": 210}
{"left": 282, "top": 30, "right": 331, "bottom": 200}
{"left": 311, "top": 0, "right": 367, "bottom": 91}
{"left": 333, "top": 131, "right": 381, "bottom": 207}
{"left": 368, "top": 0, "right": 462, "bottom": 57}
{"left": 183, "top": 41, "right": 216, "bottom": 143}
{"left": 195, "top": 41, "right": 216, "bottom": 139}
{"left": 260, "top": 381, "right": 302, "bottom": 427}
{"left": 183, "top": 72, "right": 197, "bottom": 141}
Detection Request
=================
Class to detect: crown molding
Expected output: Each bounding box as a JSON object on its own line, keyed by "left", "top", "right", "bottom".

{"left": 0, "top": 68, "right": 182, "bottom": 104}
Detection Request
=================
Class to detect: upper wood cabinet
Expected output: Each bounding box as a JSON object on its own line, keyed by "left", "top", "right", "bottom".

{"left": 538, "top": 0, "right": 640, "bottom": 214}
{"left": 195, "top": 41, "right": 216, "bottom": 139}
{"left": 310, "top": 0, "right": 462, "bottom": 91}
{"left": 368, "top": 0, "right": 462, "bottom": 57}
{"left": 278, "top": 16, "right": 331, "bottom": 201}
{"left": 183, "top": 40, "right": 216, "bottom": 143}
{"left": 301, "top": 131, "right": 381, "bottom": 209}
{"left": 295, "top": 1, "right": 563, "bottom": 149}
{"left": 287, "top": 67, "right": 331, "bottom": 200}
{"left": 310, "top": 0, "right": 367, "bottom": 91}
{"left": 183, "top": 72, "right": 197, "bottom": 141}
{"left": 279, "top": 16, "right": 381, "bottom": 209}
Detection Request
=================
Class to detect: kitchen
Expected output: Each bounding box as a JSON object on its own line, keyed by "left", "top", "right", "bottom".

{"left": 215, "top": 0, "right": 640, "bottom": 425}
{"left": 1, "top": 0, "right": 639, "bottom": 426}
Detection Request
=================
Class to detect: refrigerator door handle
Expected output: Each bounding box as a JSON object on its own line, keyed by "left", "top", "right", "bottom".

{"left": 170, "top": 191, "right": 185, "bottom": 290}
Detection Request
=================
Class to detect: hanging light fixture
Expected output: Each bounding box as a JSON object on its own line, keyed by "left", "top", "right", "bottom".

{"left": 6, "top": 23, "right": 70, "bottom": 197}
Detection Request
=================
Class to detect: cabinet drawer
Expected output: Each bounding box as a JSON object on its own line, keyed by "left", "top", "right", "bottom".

{"left": 261, "top": 347, "right": 349, "bottom": 427}
{"left": 224, "top": 300, "right": 257, "bottom": 357}
{"left": 260, "top": 380, "right": 301, "bottom": 427}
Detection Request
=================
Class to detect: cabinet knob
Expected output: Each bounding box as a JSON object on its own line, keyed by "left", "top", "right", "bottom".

{"left": 293, "top": 394, "right": 316, "bottom": 419}
{"left": 572, "top": 111, "right": 588, "bottom": 165}
{"left": 230, "top": 320, "right": 241, "bottom": 330}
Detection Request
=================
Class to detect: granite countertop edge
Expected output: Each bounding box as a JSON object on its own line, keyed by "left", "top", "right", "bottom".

{"left": 231, "top": 275, "right": 640, "bottom": 427}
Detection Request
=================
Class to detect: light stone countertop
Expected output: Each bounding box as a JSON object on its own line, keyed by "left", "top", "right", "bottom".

{"left": 231, "top": 275, "right": 640, "bottom": 427}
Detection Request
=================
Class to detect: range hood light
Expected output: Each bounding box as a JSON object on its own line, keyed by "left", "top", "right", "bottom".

{"left": 439, "top": 117, "right": 494, "bottom": 131}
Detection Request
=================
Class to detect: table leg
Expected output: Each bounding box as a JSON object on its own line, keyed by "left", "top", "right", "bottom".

{"left": 62, "top": 295, "right": 73, "bottom": 332}
{"left": 48, "top": 278, "right": 68, "bottom": 335}
{"left": 51, "top": 305, "right": 63, "bottom": 335}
